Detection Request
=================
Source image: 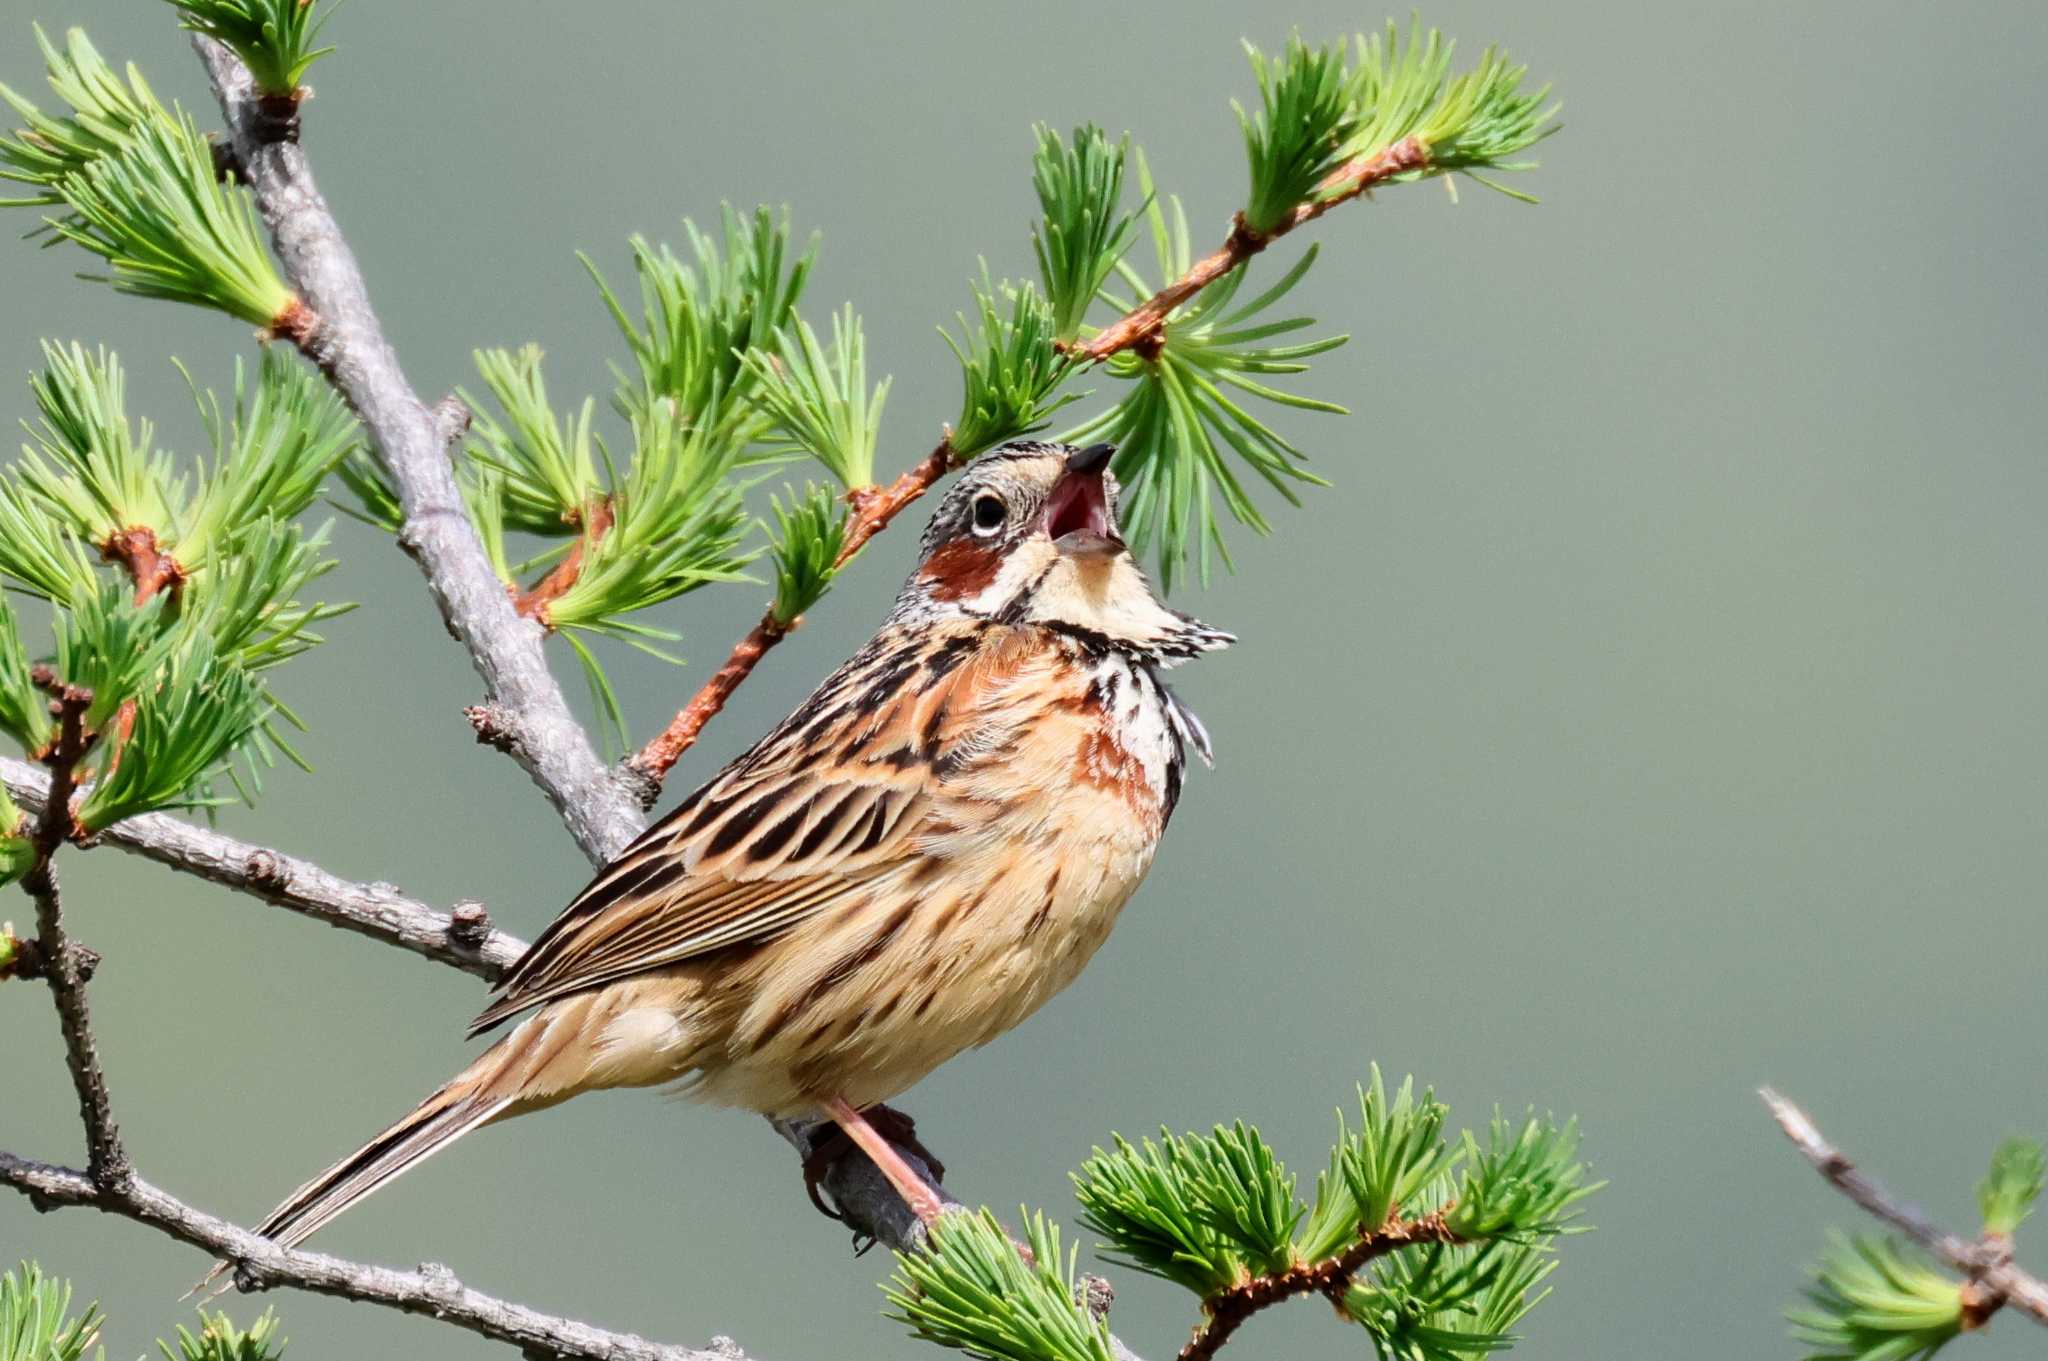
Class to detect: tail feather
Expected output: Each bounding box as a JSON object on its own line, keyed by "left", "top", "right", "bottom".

{"left": 253, "top": 1085, "right": 513, "bottom": 1250}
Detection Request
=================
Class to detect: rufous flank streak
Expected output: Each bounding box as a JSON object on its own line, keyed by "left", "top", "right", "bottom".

{"left": 513, "top": 497, "right": 616, "bottom": 622}
{"left": 629, "top": 437, "right": 958, "bottom": 785}
{"left": 1077, "top": 135, "right": 1432, "bottom": 363}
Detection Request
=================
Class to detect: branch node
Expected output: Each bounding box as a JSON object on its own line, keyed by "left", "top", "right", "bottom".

{"left": 243, "top": 849, "right": 292, "bottom": 893}
{"left": 446, "top": 900, "right": 493, "bottom": 950}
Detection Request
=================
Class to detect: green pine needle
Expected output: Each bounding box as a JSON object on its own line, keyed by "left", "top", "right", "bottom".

{"left": 0, "top": 808, "right": 30, "bottom": 889}
{"left": 583, "top": 204, "right": 813, "bottom": 425}
{"left": 178, "top": 346, "right": 360, "bottom": 565}
{"left": 1789, "top": 1233, "right": 1964, "bottom": 1361}
{"left": 462, "top": 345, "right": 605, "bottom": 536}
{"left": 0, "top": 596, "right": 54, "bottom": 755}
{"left": 1237, "top": 34, "right": 1363, "bottom": 235}
{"left": 43, "top": 100, "right": 292, "bottom": 325}
{"left": 886, "top": 1210, "right": 1117, "bottom": 1361}
{"left": 0, "top": 1261, "right": 103, "bottom": 1361}
{"left": 1072, "top": 1126, "right": 1286, "bottom": 1296}
{"left": 1444, "top": 1111, "right": 1597, "bottom": 1243}
{"left": 1031, "top": 124, "right": 1141, "bottom": 342}
{"left": 1348, "top": 1235, "right": 1560, "bottom": 1361}
{"left": 0, "top": 26, "right": 157, "bottom": 211}
{"left": 542, "top": 397, "right": 756, "bottom": 640}
{"left": 745, "top": 303, "right": 889, "bottom": 489}
{"left": 74, "top": 626, "right": 271, "bottom": 830}
{"left": 1977, "top": 1136, "right": 2045, "bottom": 1237}
{"left": 1299, "top": 1067, "right": 1455, "bottom": 1261}
{"left": 943, "top": 270, "right": 1079, "bottom": 459}
{"left": 17, "top": 340, "right": 178, "bottom": 545}
{"left": 165, "top": 0, "right": 334, "bottom": 96}
{"left": 1066, "top": 154, "right": 1343, "bottom": 591}
{"left": 765, "top": 483, "right": 846, "bottom": 626}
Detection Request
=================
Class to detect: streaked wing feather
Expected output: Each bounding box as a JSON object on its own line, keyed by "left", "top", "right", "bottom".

{"left": 472, "top": 624, "right": 1023, "bottom": 1035}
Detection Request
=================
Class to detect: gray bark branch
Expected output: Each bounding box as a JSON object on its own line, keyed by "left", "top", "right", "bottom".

{"left": 1760, "top": 1087, "right": 2048, "bottom": 1326}
{"left": 194, "top": 37, "right": 647, "bottom": 867}
{"left": 0, "top": 755, "right": 524, "bottom": 980}
{"left": 0, "top": 1152, "right": 747, "bottom": 1361}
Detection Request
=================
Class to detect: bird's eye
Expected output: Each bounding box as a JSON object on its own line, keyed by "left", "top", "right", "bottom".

{"left": 970, "top": 494, "right": 1007, "bottom": 535}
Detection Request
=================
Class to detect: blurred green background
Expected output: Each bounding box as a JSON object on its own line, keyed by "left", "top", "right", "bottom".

{"left": 4, "top": 2, "right": 2046, "bottom": 1358}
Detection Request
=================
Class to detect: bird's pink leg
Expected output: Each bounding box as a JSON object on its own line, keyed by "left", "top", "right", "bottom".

{"left": 824, "top": 1095, "right": 949, "bottom": 1226}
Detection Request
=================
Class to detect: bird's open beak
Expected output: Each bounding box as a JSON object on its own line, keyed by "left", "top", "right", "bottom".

{"left": 1045, "top": 443, "right": 1123, "bottom": 558}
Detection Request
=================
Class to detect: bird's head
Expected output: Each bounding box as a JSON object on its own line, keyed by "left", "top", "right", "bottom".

{"left": 896, "top": 440, "right": 1231, "bottom": 665}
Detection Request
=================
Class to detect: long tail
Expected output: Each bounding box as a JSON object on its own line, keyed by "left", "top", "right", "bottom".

{"left": 230, "top": 988, "right": 671, "bottom": 1268}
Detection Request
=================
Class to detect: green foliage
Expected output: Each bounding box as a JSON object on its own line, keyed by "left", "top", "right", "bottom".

{"left": 0, "top": 27, "right": 155, "bottom": 213}
{"left": 765, "top": 483, "right": 845, "bottom": 627}
{"left": 45, "top": 103, "right": 292, "bottom": 326}
{"left": 1789, "top": 1233, "right": 1962, "bottom": 1361}
{"left": 1237, "top": 34, "right": 1362, "bottom": 235}
{"left": 0, "top": 787, "right": 28, "bottom": 889}
{"left": 1234, "top": 21, "right": 1560, "bottom": 230}
{"left": 0, "top": 1262, "right": 101, "bottom": 1361}
{"left": 0, "top": 597, "right": 54, "bottom": 756}
{"left": 943, "top": 271, "right": 1078, "bottom": 459}
{"left": 1977, "top": 1136, "right": 2044, "bottom": 1237}
{"left": 166, "top": 0, "right": 334, "bottom": 96}
{"left": 746, "top": 304, "right": 890, "bottom": 489}
{"left": 1349, "top": 22, "right": 1559, "bottom": 198}
{"left": 0, "top": 345, "right": 349, "bottom": 824}
{"left": 156, "top": 1308, "right": 285, "bottom": 1361}
{"left": 463, "top": 345, "right": 605, "bottom": 535}
{"left": 903, "top": 1077, "right": 1589, "bottom": 1361}
{"left": 1347, "top": 1236, "right": 1559, "bottom": 1361}
{"left": 1066, "top": 156, "right": 1344, "bottom": 589}
{"left": 1030, "top": 125, "right": 1140, "bottom": 343}
{"left": 1444, "top": 1112, "right": 1595, "bottom": 1242}
{"left": 583, "top": 205, "right": 813, "bottom": 425}
{"left": 1300, "top": 1068, "right": 1454, "bottom": 1259}
{"left": 886, "top": 1210, "right": 1117, "bottom": 1361}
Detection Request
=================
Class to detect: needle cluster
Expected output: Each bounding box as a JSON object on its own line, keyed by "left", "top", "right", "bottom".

{"left": 889, "top": 1070, "right": 1597, "bottom": 1361}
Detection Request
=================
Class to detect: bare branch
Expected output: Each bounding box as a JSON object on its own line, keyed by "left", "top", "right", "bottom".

{"left": 0, "top": 1152, "right": 747, "bottom": 1361}
{"left": 194, "top": 37, "right": 645, "bottom": 867}
{"left": 1072, "top": 136, "right": 1430, "bottom": 363}
{"left": 17, "top": 677, "right": 128, "bottom": 1189}
{"left": 1760, "top": 1087, "right": 2048, "bottom": 1327}
{"left": 0, "top": 755, "right": 525, "bottom": 980}
{"left": 628, "top": 437, "right": 959, "bottom": 788}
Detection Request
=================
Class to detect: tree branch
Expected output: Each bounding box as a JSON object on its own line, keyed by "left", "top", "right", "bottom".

{"left": 0, "top": 754, "right": 524, "bottom": 981}
{"left": 1073, "top": 136, "right": 1431, "bottom": 363}
{"left": 194, "top": 37, "right": 646, "bottom": 867}
{"left": 627, "top": 436, "right": 959, "bottom": 788}
{"left": 1760, "top": 1087, "right": 2048, "bottom": 1327}
{"left": 18, "top": 674, "right": 128, "bottom": 1190}
{"left": 1178, "top": 1211, "right": 1459, "bottom": 1361}
{"left": 0, "top": 1151, "right": 748, "bottom": 1361}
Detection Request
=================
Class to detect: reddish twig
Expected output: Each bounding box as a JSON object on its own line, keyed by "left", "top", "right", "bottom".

{"left": 1073, "top": 136, "right": 1432, "bottom": 364}
{"left": 512, "top": 497, "right": 615, "bottom": 621}
{"left": 626, "top": 437, "right": 958, "bottom": 789}
{"left": 1761, "top": 1087, "right": 2048, "bottom": 1328}
{"left": 1180, "top": 1211, "right": 1460, "bottom": 1361}
{"left": 99, "top": 526, "right": 184, "bottom": 604}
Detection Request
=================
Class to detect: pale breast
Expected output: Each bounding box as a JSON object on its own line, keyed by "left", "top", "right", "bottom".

{"left": 703, "top": 634, "right": 1193, "bottom": 1115}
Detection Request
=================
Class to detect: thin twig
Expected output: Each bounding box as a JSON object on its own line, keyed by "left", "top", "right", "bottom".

{"left": 17, "top": 674, "right": 129, "bottom": 1190}
{"left": 1074, "top": 136, "right": 1432, "bottom": 363}
{"left": 0, "top": 1152, "right": 745, "bottom": 1361}
{"left": 628, "top": 436, "right": 958, "bottom": 787}
{"left": 195, "top": 38, "right": 646, "bottom": 867}
{"left": 1178, "top": 1211, "right": 1459, "bottom": 1361}
{"left": 513, "top": 496, "right": 616, "bottom": 621}
{"left": 1760, "top": 1087, "right": 2048, "bottom": 1326}
{"left": 0, "top": 755, "right": 525, "bottom": 980}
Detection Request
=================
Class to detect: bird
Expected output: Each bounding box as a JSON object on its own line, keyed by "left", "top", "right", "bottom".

{"left": 247, "top": 438, "right": 1232, "bottom": 1246}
